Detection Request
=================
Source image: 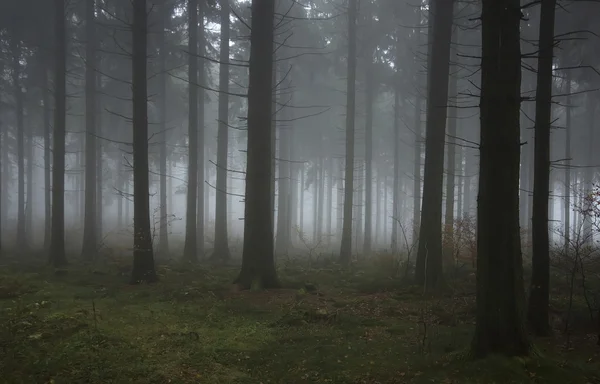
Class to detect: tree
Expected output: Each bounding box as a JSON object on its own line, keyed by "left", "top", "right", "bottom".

{"left": 234, "top": 0, "right": 279, "bottom": 289}
{"left": 183, "top": 0, "right": 199, "bottom": 262}
{"left": 339, "top": 0, "right": 358, "bottom": 265}
{"left": 471, "top": 0, "right": 529, "bottom": 357}
{"left": 81, "top": 0, "right": 98, "bottom": 259}
{"left": 157, "top": 0, "right": 169, "bottom": 257}
{"left": 49, "top": 0, "right": 67, "bottom": 268}
{"left": 415, "top": 0, "right": 454, "bottom": 288}
{"left": 528, "top": 0, "right": 557, "bottom": 337}
{"left": 130, "top": 0, "right": 157, "bottom": 283}
{"left": 213, "top": 0, "right": 231, "bottom": 262}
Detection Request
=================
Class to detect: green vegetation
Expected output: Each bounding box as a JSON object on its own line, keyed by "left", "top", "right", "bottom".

{"left": 0, "top": 255, "right": 598, "bottom": 384}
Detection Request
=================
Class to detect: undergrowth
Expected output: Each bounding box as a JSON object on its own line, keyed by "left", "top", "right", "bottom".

{"left": 0, "top": 254, "right": 598, "bottom": 384}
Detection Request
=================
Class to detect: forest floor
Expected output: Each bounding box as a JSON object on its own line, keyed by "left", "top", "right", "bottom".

{"left": 0, "top": 252, "right": 599, "bottom": 384}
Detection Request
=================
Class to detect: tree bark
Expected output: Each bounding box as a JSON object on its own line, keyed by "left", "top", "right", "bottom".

{"left": 563, "top": 70, "right": 571, "bottom": 248}
{"left": 415, "top": 0, "right": 454, "bottom": 288}
{"left": 472, "top": 0, "right": 529, "bottom": 357}
{"left": 158, "top": 0, "right": 169, "bottom": 257}
{"left": 197, "top": 1, "right": 206, "bottom": 257}
{"left": 82, "top": 0, "right": 98, "bottom": 259}
{"left": 528, "top": 0, "right": 556, "bottom": 337}
{"left": 130, "top": 0, "right": 157, "bottom": 283}
{"left": 363, "top": 53, "right": 374, "bottom": 256}
{"left": 43, "top": 62, "right": 52, "bottom": 250}
{"left": 234, "top": 0, "right": 279, "bottom": 289}
{"left": 213, "top": 0, "right": 231, "bottom": 261}
{"left": 339, "top": 0, "right": 357, "bottom": 264}
{"left": 49, "top": 0, "right": 67, "bottom": 267}
{"left": 183, "top": 0, "right": 199, "bottom": 261}
{"left": 11, "top": 34, "right": 26, "bottom": 250}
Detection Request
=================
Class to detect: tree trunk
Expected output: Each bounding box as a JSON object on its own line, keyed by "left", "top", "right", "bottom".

{"left": 158, "top": 1, "right": 169, "bottom": 257}
{"left": 117, "top": 157, "right": 123, "bottom": 228}
{"left": 26, "top": 118, "right": 33, "bottom": 243}
{"left": 197, "top": 1, "right": 206, "bottom": 257}
{"left": 317, "top": 155, "right": 325, "bottom": 240}
{"left": 213, "top": 0, "right": 231, "bottom": 261}
{"left": 49, "top": 0, "right": 67, "bottom": 267}
{"left": 339, "top": 0, "right": 357, "bottom": 265}
{"left": 444, "top": 40, "right": 458, "bottom": 266}
{"left": 472, "top": 0, "right": 529, "bottom": 357}
{"left": 326, "top": 156, "right": 333, "bottom": 243}
{"left": 275, "top": 91, "right": 291, "bottom": 254}
{"left": 391, "top": 68, "right": 401, "bottom": 253}
{"left": 363, "top": 54, "right": 374, "bottom": 256}
{"left": 583, "top": 95, "right": 595, "bottom": 243}
{"left": 376, "top": 168, "right": 381, "bottom": 247}
{"left": 234, "top": 0, "right": 279, "bottom": 289}
{"left": 300, "top": 165, "right": 305, "bottom": 233}
{"left": 130, "top": 0, "right": 157, "bottom": 283}
{"left": 43, "top": 63, "right": 52, "bottom": 250}
{"left": 415, "top": 0, "right": 454, "bottom": 288}
{"left": 82, "top": 0, "right": 98, "bottom": 259}
{"left": 528, "top": 0, "right": 556, "bottom": 337}
{"left": 563, "top": 70, "right": 571, "bottom": 247}
{"left": 96, "top": 62, "right": 103, "bottom": 241}
{"left": 183, "top": 0, "right": 199, "bottom": 261}
{"left": 11, "top": 35, "right": 26, "bottom": 249}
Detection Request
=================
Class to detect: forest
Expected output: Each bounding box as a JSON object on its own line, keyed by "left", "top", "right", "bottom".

{"left": 1, "top": 0, "right": 600, "bottom": 382}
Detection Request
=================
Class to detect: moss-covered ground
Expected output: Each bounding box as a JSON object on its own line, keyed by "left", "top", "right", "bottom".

{"left": 0, "top": 254, "right": 598, "bottom": 383}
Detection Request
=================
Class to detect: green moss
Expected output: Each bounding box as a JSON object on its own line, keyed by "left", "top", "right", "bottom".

{"left": 0, "top": 261, "right": 597, "bottom": 383}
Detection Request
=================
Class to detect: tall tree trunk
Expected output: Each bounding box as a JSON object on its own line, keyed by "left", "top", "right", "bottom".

{"left": 415, "top": 0, "right": 454, "bottom": 288}
{"left": 43, "top": 64, "right": 52, "bottom": 250}
{"left": 26, "top": 120, "right": 33, "bottom": 243}
{"left": 563, "top": 70, "right": 571, "bottom": 248}
{"left": 11, "top": 35, "right": 26, "bottom": 249}
{"left": 583, "top": 95, "right": 595, "bottom": 243}
{"left": 197, "top": 0, "right": 206, "bottom": 256}
{"left": 183, "top": 0, "right": 199, "bottom": 261}
{"left": 472, "top": 0, "right": 529, "bottom": 357}
{"left": 312, "top": 166, "right": 318, "bottom": 241}
{"left": 528, "top": 0, "right": 556, "bottom": 337}
{"left": 96, "top": 62, "right": 103, "bottom": 241}
{"left": 326, "top": 156, "right": 333, "bottom": 242}
{"left": 317, "top": 155, "right": 325, "bottom": 240}
{"left": 300, "top": 165, "right": 305, "bottom": 233}
{"left": 363, "top": 54, "right": 374, "bottom": 256}
{"left": 234, "top": 0, "right": 279, "bottom": 289}
{"left": 213, "top": 0, "right": 231, "bottom": 261}
{"left": 130, "top": 0, "right": 157, "bottom": 283}
{"left": 275, "top": 91, "right": 291, "bottom": 254}
{"left": 82, "top": 0, "right": 98, "bottom": 259}
{"left": 375, "top": 168, "right": 381, "bottom": 247}
{"left": 49, "top": 0, "right": 67, "bottom": 267}
{"left": 339, "top": 0, "right": 357, "bottom": 264}
{"left": 444, "top": 40, "right": 458, "bottom": 266}
{"left": 391, "top": 67, "right": 401, "bottom": 253}
{"left": 117, "top": 157, "right": 123, "bottom": 228}
{"left": 158, "top": 1, "right": 169, "bottom": 256}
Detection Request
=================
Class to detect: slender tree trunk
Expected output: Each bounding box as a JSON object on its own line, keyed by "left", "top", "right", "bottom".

{"left": 339, "top": 0, "right": 357, "bottom": 264}
{"left": 444, "top": 40, "right": 458, "bottom": 267}
{"left": 26, "top": 119, "right": 33, "bottom": 243}
{"left": 43, "top": 64, "right": 52, "bottom": 250}
{"left": 318, "top": 155, "right": 325, "bottom": 240}
{"left": 363, "top": 54, "right": 374, "bottom": 256}
{"left": 117, "top": 157, "right": 123, "bottom": 228}
{"left": 337, "top": 160, "right": 344, "bottom": 243}
{"left": 275, "top": 91, "right": 291, "bottom": 254}
{"left": 130, "top": 0, "right": 157, "bottom": 283}
{"left": 82, "top": 0, "right": 98, "bottom": 259}
{"left": 49, "top": 0, "right": 67, "bottom": 267}
{"left": 300, "top": 165, "right": 305, "bottom": 234}
{"left": 12, "top": 35, "right": 26, "bottom": 249}
{"left": 375, "top": 168, "right": 381, "bottom": 247}
{"left": 326, "top": 156, "right": 333, "bottom": 242}
{"left": 213, "top": 0, "right": 231, "bottom": 261}
{"left": 197, "top": 1, "right": 206, "bottom": 256}
{"left": 564, "top": 70, "right": 571, "bottom": 247}
{"left": 312, "top": 166, "right": 318, "bottom": 241}
{"left": 183, "top": 0, "right": 199, "bottom": 261}
{"left": 391, "top": 72, "right": 401, "bottom": 253}
{"left": 583, "top": 95, "right": 595, "bottom": 243}
{"left": 158, "top": 1, "right": 169, "bottom": 256}
{"left": 415, "top": 0, "right": 454, "bottom": 288}
{"left": 412, "top": 10, "right": 423, "bottom": 246}
{"left": 96, "top": 62, "right": 103, "bottom": 241}
{"left": 472, "top": 0, "right": 529, "bottom": 357}
{"left": 527, "top": 0, "right": 556, "bottom": 337}
{"left": 234, "top": 0, "right": 279, "bottom": 289}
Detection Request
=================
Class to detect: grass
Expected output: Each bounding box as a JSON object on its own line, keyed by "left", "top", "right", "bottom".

{"left": 0, "top": 254, "right": 599, "bottom": 384}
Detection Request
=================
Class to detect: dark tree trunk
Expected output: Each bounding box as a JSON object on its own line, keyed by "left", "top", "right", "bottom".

{"left": 213, "top": 0, "right": 231, "bottom": 261}
{"left": 43, "top": 63, "right": 52, "bottom": 250}
{"left": 82, "top": 0, "right": 98, "bottom": 259}
{"left": 234, "top": 0, "right": 279, "bottom": 289}
{"left": 415, "top": 0, "right": 454, "bottom": 288}
{"left": 444, "top": 40, "right": 458, "bottom": 266}
{"left": 339, "top": 0, "right": 357, "bottom": 264}
{"left": 11, "top": 35, "right": 26, "bottom": 250}
{"left": 563, "top": 70, "right": 571, "bottom": 247}
{"left": 49, "top": 0, "right": 67, "bottom": 267}
{"left": 583, "top": 95, "right": 595, "bottom": 243}
{"left": 528, "top": 0, "right": 556, "bottom": 336}
{"left": 130, "top": 0, "right": 157, "bottom": 283}
{"left": 183, "top": 0, "right": 199, "bottom": 261}
{"left": 363, "top": 55, "right": 374, "bottom": 256}
{"left": 275, "top": 89, "right": 291, "bottom": 254}
{"left": 375, "top": 168, "right": 381, "bottom": 247}
{"left": 117, "top": 156, "right": 123, "bottom": 228}
{"left": 96, "top": 64, "right": 103, "bottom": 241}
{"left": 158, "top": 1, "right": 169, "bottom": 256}
{"left": 472, "top": 0, "right": 529, "bottom": 358}
{"left": 326, "top": 156, "right": 333, "bottom": 243}
{"left": 197, "top": 0, "right": 206, "bottom": 255}
{"left": 391, "top": 67, "right": 401, "bottom": 253}
{"left": 300, "top": 165, "right": 305, "bottom": 233}
{"left": 317, "top": 155, "right": 325, "bottom": 240}
{"left": 26, "top": 119, "right": 33, "bottom": 243}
